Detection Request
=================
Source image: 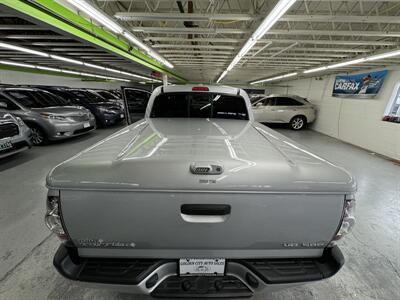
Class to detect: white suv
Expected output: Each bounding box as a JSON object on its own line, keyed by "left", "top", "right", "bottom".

{"left": 252, "top": 94, "right": 316, "bottom": 130}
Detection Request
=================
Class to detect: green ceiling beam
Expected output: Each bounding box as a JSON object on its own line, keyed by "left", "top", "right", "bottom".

{"left": 0, "top": 0, "right": 186, "bottom": 82}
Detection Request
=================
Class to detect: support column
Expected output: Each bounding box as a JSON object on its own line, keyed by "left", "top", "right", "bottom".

{"left": 162, "top": 74, "right": 168, "bottom": 86}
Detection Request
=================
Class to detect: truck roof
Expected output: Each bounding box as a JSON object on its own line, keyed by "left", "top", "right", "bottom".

{"left": 160, "top": 84, "right": 241, "bottom": 95}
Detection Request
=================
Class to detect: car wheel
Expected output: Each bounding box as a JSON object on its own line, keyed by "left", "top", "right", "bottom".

{"left": 290, "top": 116, "right": 306, "bottom": 130}
{"left": 30, "top": 126, "right": 47, "bottom": 145}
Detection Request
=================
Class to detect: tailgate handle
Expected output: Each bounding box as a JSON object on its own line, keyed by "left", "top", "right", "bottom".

{"left": 181, "top": 204, "right": 231, "bottom": 215}
{"left": 180, "top": 204, "right": 231, "bottom": 223}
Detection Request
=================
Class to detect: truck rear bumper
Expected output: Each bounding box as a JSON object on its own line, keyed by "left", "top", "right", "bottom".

{"left": 54, "top": 243, "right": 344, "bottom": 297}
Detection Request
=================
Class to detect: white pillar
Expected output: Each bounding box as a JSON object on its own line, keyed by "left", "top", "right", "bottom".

{"left": 162, "top": 74, "right": 168, "bottom": 86}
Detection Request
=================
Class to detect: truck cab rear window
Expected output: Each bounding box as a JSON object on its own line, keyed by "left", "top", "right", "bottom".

{"left": 150, "top": 92, "right": 249, "bottom": 120}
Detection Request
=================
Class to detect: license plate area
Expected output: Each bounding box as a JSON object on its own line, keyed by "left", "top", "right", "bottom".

{"left": 83, "top": 122, "right": 90, "bottom": 128}
{"left": 0, "top": 141, "right": 12, "bottom": 151}
{"left": 179, "top": 258, "right": 225, "bottom": 276}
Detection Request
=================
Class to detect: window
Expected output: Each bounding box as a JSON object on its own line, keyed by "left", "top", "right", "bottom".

{"left": 97, "top": 90, "right": 119, "bottom": 100}
{"left": 34, "top": 91, "right": 69, "bottom": 106}
{"left": 0, "top": 94, "right": 21, "bottom": 110}
{"left": 383, "top": 83, "right": 400, "bottom": 123}
{"left": 4, "top": 90, "right": 42, "bottom": 108}
{"left": 150, "top": 92, "right": 249, "bottom": 120}
{"left": 275, "top": 97, "right": 303, "bottom": 106}
{"left": 125, "top": 89, "right": 150, "bottom": 114}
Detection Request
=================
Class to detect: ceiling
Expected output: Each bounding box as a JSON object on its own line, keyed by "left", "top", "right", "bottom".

{"left": 0, "top": 1, "right": 172, "bottom": 83}
{"left": 0, "top": 0, "right": 399, "bottom": 85}
{"left": 92, "top": 0, "right": 400, "bottom": 84}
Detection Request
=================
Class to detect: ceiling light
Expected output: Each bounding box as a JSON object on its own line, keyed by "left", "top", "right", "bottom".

{"left": 0, "top": 41, "right": 151, "bottom": 82}
{"left": 250, "top": 72, "right": 297, "bottom": 85}
{"left": 216, "top": 70, "right": 228, "bottom": 83}
{"left": 303, "top": 66, "right": 327, "bottom": 74}
{"left": 327, "top": 58, "right": 366, "bottom": 69}
{"left": 36, "top": 66, "right": 61, "bottom": 72}
{"left": 61, "top": 69, "right": 81, "bottom": 75}
{"left": 303, "top": 48, "right": 400, "bottom": 74}
{"left": 67, "top": 0, "right": 173, "bottom": 69}
{"left": 0, "top": 60, "right": 36, "bottom": 68}
{"left": 0, "top": 60, "right": 130, "bottom": 82}
{"left": 366, "top": 49, "right": 400, "bottom": 61}
{"left": 83, "top": 63, "right": 106, "bottom": 70}
{"left": 0, "top": 42, "right": 49, "bottom": 57}
{"left": 216, "top": 0, "right": 297, "bottom": 83}
{"left": 50, "top": 54, "right": 83, "bottom": 65}
{"left": 67, "top": 0, "right": 123, "bottom": 34}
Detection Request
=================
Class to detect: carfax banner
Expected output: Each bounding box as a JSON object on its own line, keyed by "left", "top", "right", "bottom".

{"left": 332, "top": 69, "right": 388, "bottom": 98}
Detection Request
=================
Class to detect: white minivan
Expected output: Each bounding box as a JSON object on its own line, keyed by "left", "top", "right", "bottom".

{"left": 252, "top": 94, "right": 316, "bottom": 130}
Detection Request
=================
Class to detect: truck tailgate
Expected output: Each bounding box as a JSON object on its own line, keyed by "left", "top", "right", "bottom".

{"left": 60, "top": 190, "right": 344, "bottom": 258}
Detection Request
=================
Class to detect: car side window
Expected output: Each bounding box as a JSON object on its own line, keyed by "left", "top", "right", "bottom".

{"left": 266, "top": 98, "right": 276, "bottom": 106}
{"left": 275, "top": 97, "right": 303, "bottom": 106}
{"left": 0, "top": 94, "right": 21, "bottom": 110}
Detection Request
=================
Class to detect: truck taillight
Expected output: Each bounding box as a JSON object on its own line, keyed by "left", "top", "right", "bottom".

{"left": 332, "top": 194, "right": 356, "bottom": 243}
{"left": 192, "top": 86, "right": 209, "bottom": 91}
{"left": 45, "top": 193, "right": 69, "bottom": 240}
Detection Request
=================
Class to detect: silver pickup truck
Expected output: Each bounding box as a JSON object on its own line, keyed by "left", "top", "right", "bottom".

{"left": 45, "top": 85, "right": 356, "bottom": 298}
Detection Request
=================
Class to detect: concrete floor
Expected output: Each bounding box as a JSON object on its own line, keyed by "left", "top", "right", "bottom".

{"left": 0, "top": 125, "right": 399, "bottom": 300}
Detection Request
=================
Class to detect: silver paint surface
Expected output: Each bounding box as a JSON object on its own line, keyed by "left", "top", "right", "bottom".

{"left": 0, "top": 127, "right": 398, "bottom": 299}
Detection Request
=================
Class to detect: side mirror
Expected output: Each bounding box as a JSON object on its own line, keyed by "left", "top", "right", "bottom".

{"left": 0, "top": 101, "right": 7, "bottom": 109}
{"left": 256, "top": 102, "right": 263, "bottom": 107}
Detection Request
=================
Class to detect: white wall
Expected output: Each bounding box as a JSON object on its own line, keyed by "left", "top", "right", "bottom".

{"left": 0, "top": 70, "right": 135, "bottom": 89}
{"left": 269, "top": 67, "right": 400, "bottom": 160}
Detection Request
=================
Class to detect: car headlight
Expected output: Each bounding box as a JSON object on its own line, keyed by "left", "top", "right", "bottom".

{"left": 331, "top": 194, "right": 356, "bottom": 244}
{"left": 45, "top": 193, "right": 69, "bottom": 240}
{"left": 40, "top": 113, "right": 66, "bottom": 121}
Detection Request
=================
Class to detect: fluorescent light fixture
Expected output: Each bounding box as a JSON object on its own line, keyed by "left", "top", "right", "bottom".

{"left": 250, "top": 72, "right": 297, "bottom": 85}
{"left": 123, "top": 32, "right": 151, "bottom": 53}
{"left": 366, "top": 49, "right": 400, "bottom": 61}
{"left": 303, "top": 66, "right": 327, "bottom": 74}
{"left": 0, "top": 41, "right": 154, "bottom": 82}
{"left": 67, "top": 0, "right": 123, "bottom": 34}
{"left": 67, "top": 0, "right": 173, "bottom": 69}
{"left": 0, "top": 42, "right": 49, "bottom": 57}
{"left": 61, "top": 69, "right": 81, "bottom": 75}
{"left": 216, "top": 70, "right": 228, "bottom": 83}
{"left": 36, "top": 66, "right": 61, "bottom": 72}
{"left": 0, "top": 60, "right": 130, "bottom": 82}
{"left": 50, "top": 54, "right": 83, "bottom": 65}
{"left": 303, "top": 48, "right": 400, "bottom": 74}
{"left": 326, "top": 58, "right": 366, "bottom": 69}
{"left": 0, "top": 60, "right": 36, "bottom": 68}
{"left": 216, "top": 0, "right": 297, "bottom": 83}
{"left": 253, "top": 0, "right": 297, "bottom": 40}
{"left": 83, "top": 62, "right": 106, "bottom": 70}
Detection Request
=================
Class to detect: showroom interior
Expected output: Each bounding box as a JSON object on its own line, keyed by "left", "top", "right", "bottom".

{"left": 0, "top": 0, "right": 399, "bottom": 299}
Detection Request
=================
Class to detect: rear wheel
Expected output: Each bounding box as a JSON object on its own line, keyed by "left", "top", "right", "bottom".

{"left": 30, "top": 126, "right": 47, "bottom": 145}
{"left": 290, "top": 116, "right": 306, "bottom": 130}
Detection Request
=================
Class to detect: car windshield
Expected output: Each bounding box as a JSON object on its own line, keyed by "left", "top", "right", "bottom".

{"left": 34, "top": 91, "right": 69, "bottom": 106}
{"left": 150, "top": 92, "right": 249, "bottom": 120}
{"left": 4, "top": 90, "right": 68, "bottom": 108}
{"left": 97, "top": 90, "right": 119, "bottom": 99}
{"left": 68, "top": 90, "right": 104, "bottom": 104}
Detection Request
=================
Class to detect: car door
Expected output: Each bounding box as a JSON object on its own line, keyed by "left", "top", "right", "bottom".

{"left": 253, "top": 97, "right": 278, "bottom": 122}
{"left": 121, "top": 87, "right": 151, "bottom": 124}
{"left": 273, "top": 97, "right": 303, "bottom": 123}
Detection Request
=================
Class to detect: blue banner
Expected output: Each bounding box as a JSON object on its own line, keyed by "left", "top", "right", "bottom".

{"left": 332, "top": 70, "right": 388, "bottom": 98}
